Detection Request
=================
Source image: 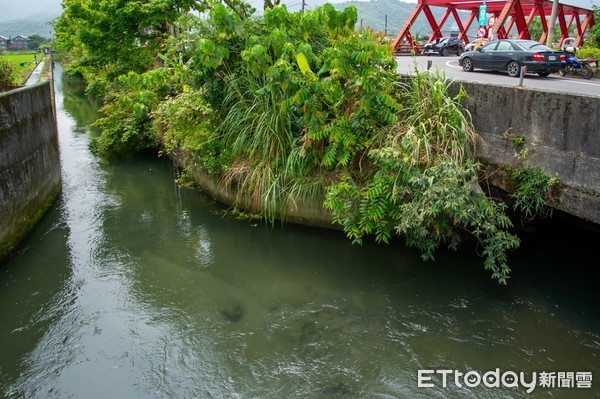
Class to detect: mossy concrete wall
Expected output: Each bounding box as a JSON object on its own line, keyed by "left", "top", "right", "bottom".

{"left": 0, "top": 82, "right": 61, "bottom": 260}
{"left": 449, "top": 82, "right": 600, "bottom": 225}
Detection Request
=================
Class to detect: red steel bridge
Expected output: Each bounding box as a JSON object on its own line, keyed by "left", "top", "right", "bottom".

{"left": 391, "top": 0, "right": 595, "bottom": 53}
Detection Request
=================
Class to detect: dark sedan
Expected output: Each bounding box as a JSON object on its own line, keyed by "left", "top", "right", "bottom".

{"left": 424, "top": 37, "right": 464, "bottom": 56}
{"left": 458, "top": 39, "right": 563, "bottom": 77}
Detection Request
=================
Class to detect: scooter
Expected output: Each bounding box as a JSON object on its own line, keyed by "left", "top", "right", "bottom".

{"left": 559, "top": 46, "right": 596, "bottom": 80}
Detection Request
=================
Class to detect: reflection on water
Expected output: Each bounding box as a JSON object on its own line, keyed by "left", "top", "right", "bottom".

{"left": 0, "top": 64, "right": 598, "bottom": 399}
{"left": 61, "top": 72, "right": 101, "bottom": 135}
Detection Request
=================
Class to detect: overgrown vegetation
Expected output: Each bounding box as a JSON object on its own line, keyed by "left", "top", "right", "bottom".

{"left": 324, "top": 72, "right": 519, "bottom": 283}
{"left": 90, "top": 68, "right": 174, "bottom": 155}
{"left": 55, "top": 0, "right": 563, "bottom": 284}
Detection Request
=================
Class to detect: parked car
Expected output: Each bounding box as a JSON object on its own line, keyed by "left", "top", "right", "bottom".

{"left": 459, "top": 39, "right": 563, "bottom": 77}
{"left": 423, "top": 37, "right": 464, "bottom": 56}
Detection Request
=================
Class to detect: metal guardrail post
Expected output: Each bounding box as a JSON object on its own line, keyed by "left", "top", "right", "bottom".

{"left": 518, "top": 66, "right": 527, "bottom": 86}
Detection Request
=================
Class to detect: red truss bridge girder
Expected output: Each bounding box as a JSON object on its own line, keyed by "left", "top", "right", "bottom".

{"left": 391, "top": 0, "right": 595, "bottom": 53}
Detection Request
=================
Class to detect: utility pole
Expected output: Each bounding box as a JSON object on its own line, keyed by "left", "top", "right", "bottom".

{"left": 385, "top": 14, "right": 388, "bottom": 36}
{"left": 546, "top": 0, "right": 559, "bottom": 48}
{"left": 301, "top": 0, "right": 305, "bottom": 13}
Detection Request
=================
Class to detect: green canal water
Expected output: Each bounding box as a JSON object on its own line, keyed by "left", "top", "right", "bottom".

{"left": 0, "top": 65, "right": 598, "bottom": 399}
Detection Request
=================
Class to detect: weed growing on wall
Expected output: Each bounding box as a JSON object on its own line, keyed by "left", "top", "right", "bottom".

{"left": 509, "top": 167, "right": 559, "bottom": 222}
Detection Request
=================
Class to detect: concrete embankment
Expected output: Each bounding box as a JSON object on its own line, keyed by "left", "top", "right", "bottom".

{"left": 0, "top": 82, "right": 61, "bottom": 260}
{"left": 449, "top": 81, "right": 600, "bottom": 225}
{"left": 170, "top": 151, "right": 334, "bottom": 229}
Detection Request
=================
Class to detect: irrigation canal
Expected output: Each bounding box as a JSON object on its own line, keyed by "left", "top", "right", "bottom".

{"left": 0, "top": 64, "right": 598, "bottom": 399}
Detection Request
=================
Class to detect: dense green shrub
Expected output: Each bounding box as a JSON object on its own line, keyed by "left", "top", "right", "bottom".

{"left": 0, "top": 60, "right": 15, "bottom": 92}
{"left": 576, "top": 45, "right": 600, "bottom": 61}
{"left": 185, "top": 4, "right": 403, "bottom": 220}
{"left": 324, "top": 72, "right": 520, "bottom": 284}
{"left": 588, "top": 6, "right": 599, "bottom": 47}
{"left": 91, "top": 68, "right": 174, "bottom": 156}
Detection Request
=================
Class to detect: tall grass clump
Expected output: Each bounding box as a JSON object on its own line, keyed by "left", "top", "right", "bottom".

{"left": 398, "top": 71, "right": 475, "bottom": 165}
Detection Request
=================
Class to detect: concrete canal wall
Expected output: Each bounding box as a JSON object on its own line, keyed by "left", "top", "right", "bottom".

{"left": 170, "top": 151, "right": 334, "bottom": 229}
{"left": 0, "top": 82, "right": 61, "bottom": 260}
{"left": 449, "top": 81, "right": 600, "bottom": 225}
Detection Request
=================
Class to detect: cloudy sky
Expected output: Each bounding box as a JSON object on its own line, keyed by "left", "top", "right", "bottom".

{"left": 0, "top": 0, "right": 596, "bottom": 22}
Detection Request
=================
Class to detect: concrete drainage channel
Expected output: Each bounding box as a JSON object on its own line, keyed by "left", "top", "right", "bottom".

{"left": 24, "top": 59, "right": 47, "bottom": 86}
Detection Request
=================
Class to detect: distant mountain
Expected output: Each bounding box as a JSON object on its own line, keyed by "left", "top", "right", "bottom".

{"left": 0, "top": 0, "right": 61, "bottom": 38}
{"left": 248, "top": 0, "right": 461, "bottom": 37}
{"left": 0, "top": 16, "right": 57, "bottom": 39}
{"left": 334, "top": 0, "right": 418, "bottom": 37}
{"left": 334, "top": 0, "right": 474, "bottom": 38}
{"left": 0, "top": 0, "right": 62, "bottom": 22}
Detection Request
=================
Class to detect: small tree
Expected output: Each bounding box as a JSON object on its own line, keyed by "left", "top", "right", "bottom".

{"left": 27, "top": 34, "right": 49, "bottom": 50}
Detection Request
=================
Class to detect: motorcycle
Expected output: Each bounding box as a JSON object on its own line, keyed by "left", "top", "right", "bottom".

{"left": 559, "top": 46, "right": 596, "bottom": 79}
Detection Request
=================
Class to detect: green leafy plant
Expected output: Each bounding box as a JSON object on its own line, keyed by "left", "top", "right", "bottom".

{"left": 223, "top": 207, "right": 263, "bottom": 223}
{"left": 174, "top": 169, "right": 197, "bottom": 189}
{"left": 90, "top": 69, "right": 174, "bottom": 155}
{"left": 186, "top": 4, "right": 402, "bottom": 223}
{"left": 155, "top": 88, "right": 216, "bottom": 153}
{"left": 325, "top": 71, "right": 520, "bottom": 284}
{"left": 512, "top": 135, "right": 525, "bottom": 146}
{"left": 509, "top": 167, "right": 559, "bottom": 221}
{"left": 587, "top": 5, "right": 599, "bottom": 47}
{"left": 576, "top": 45, "right": 600, "bottom": 61}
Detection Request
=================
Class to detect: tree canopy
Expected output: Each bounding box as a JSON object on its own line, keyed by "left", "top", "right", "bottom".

{"left": 54, "top": 0, "right": 215, "bottom": 91}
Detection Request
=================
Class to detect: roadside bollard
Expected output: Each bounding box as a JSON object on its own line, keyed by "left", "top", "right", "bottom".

{"left": 427, "top": 60, "right": 432, "bottom": 71}
{"left": 519, "top": 66, "right": 527, "bottom": 86}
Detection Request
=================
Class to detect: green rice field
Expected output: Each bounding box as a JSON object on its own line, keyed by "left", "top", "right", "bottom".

{"left": 0, "top": 52, "right": 39, "bottom": 84}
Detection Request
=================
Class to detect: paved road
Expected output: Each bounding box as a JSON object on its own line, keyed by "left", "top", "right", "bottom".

{"left": 395, "top": 55, "right": 600, "bottom": 97}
